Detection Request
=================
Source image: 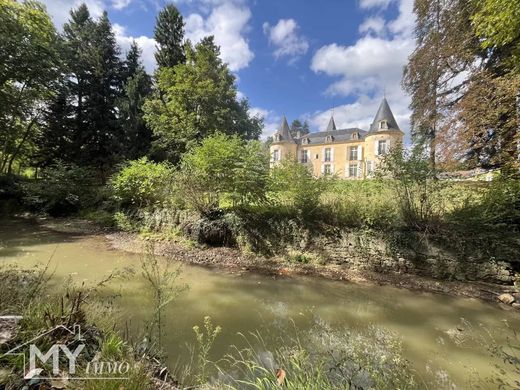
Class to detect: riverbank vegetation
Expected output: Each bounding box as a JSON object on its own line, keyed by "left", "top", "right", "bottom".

{"left": 1, "top": 0, "right": 519, "bottom": 288}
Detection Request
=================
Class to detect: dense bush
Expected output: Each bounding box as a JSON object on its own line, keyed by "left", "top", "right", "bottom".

{"left": 321, "top": 180, "right": 398, "bottom": 229}
{"left": 111, "top": 157, "right": 177, "bottom": 209}
{"left": 378, "top": 145, "right": 445, "bottom": 231}
{"left": 22, "top": 162, "right": 99, "bottom": 216}
{"left": 179, "top": 133, "right": 269, "bottom": 215}
{"left": 269, "top": 158, "right": 328, "bottom": 213}
{"left": 447, "top": 176, "right": 520, "bottom": 232}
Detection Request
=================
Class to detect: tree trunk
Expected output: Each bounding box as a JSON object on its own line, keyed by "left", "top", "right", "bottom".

{"left": 6, "top": 117, "right": 38, "bottom": 174}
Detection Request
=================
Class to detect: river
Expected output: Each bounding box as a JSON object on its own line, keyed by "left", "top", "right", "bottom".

{"left": 1, "top": 217, "right": 519, "bottom": 388}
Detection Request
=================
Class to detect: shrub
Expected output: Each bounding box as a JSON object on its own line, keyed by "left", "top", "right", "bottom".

{"left": 179, "top": 134, "right": 269, "bottom": 215}
{"left": 446, "top": 175, "right": 520, "bottom": 233}
{"left": 321, "top": 180, "right": 399, "bottom": 229}
{"left": 22, "top": 162, "right": 98, "bottom": 216}
{"left": 378, "top": 145, "right": 445, "bottom": 231}
{"left": 269, "top": 159, "right": 328, "bottom": 213}
{"left": 111, "top": 157, "right": 176, "bottom": 209}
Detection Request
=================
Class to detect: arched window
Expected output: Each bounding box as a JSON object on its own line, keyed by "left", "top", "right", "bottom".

{"left": 351, "top": 132, "right": 358, "bottom": 140}
{"left": 379, "top": 120, "right": 388, "bottom": 130}
{"left": 326, "top": 135, "right": 334, "bottom": 142}
{"left": 302, "top": 137, "right": 310, "bottom": 145}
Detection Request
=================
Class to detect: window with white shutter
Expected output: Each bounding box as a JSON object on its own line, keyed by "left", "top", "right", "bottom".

{"left": 348, "top": 163, "right": 357, "bottom": 178}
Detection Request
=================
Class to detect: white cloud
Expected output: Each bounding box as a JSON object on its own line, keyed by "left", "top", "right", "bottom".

{"left": 185, "top": 2, "right": 254, "bottom": 71}
{"left": 249, "top": 106, "right": 280, "bottom": 139}
{"left": 263, "top": 19, "right": 309, "bottom": 60}
{"left": 112, "top": 0, "right": 131, "bottom": 10}
{"left": 40, "top": 0, "right": 104, "bottom": 27}
{"left": 113, "top": 24, "right": 156, "bottom": 73}
{"left": 309, "top": 0, "right": 415, "bottom": 139}
{"left": 310, "top": 94, "right": 411, "bottom": 141}
{"left": 388, "top": 0, "right": 414, "bottom": 36}
{"left": 359, "top": 16, "right": 386, "bottom": 36}
{"left": 359, "top": 0, "right": 392, "bottom": 10}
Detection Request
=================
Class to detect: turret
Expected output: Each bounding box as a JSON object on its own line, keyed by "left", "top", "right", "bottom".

{"left": 270, "top": 116, "right": 297, "bottom": 164}
{"left": 364, "top": 98, "right": 404, "bottom": 168}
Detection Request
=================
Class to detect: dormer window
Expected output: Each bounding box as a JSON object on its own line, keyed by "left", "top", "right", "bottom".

{"left": 302, "top": 137, "right": 310, "bottom": 145}
{"left": 326, "top": 135, "right": 334, "bottom": 142}
{"left": 351, "top": 132, "right": 359, "bottom": 140}
{"left": 379, "top": 120, "right": 388, "bottom": 130}
{"left": 274, "top": 134, "right": 282, "bottom": 142}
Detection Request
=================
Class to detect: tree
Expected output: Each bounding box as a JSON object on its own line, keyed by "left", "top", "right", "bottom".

{"left": 119, "top": 41, "right": 153, "bottom": 160}
{"left": 290, "top": 119, "right": 303, "bottom": 138}
{"left": 143, "top": 37, "right": 262, "bottom": 164}
{"left": 178, "top": 133, "right": 269, "bottom": 214}
{"left": 0, "top": 0, "right": 60, "bottom": 173}
{"left": 83, "top": 11, "right": 124, "bottom": 179}
{"left": 154, "top": 3, "right": 185, "bottom": 69}
{"left": 472, "top": 0, "right": 520, "bottom": 73}
{"left": 289, "top": 119, "right": 310, "bottom": 138}
{"left": 403, "top": 0, "right": 479, "bottom": 167}
{"left": 442, "top": 71, "right": 520, "bottom": 170}
{"left": 39, "top": 5, "right": 125, "bottom": 182}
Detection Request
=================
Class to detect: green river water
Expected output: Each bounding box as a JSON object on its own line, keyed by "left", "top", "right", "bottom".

{"left": 1, "top": 218, "right": 519, "bottom": 388}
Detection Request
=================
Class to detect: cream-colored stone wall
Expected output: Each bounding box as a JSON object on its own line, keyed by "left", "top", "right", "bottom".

{"left": 364, "top": 132, "right": 404, "bottom": 174}
{"left": 270, "top": 130, "right": 403, "bottom": 179}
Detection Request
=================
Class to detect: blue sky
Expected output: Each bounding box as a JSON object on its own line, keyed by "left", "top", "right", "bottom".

{"left": 42, "top": 0, "right": 415, "bottom": 139}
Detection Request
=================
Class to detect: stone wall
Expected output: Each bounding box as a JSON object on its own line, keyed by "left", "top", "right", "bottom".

{"left": 313, "top": 230, "right": 513, "bottom": 284}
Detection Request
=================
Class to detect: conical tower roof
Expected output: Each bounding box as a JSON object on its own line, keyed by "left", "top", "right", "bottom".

{"left": 369, "top": 98, "right": 401, "bottom": 133}
{"left": 273, "top": 115, "right": 295, "bottom": 143}
{"left": 326, "top": 116, "right": 337, "bottom": 132}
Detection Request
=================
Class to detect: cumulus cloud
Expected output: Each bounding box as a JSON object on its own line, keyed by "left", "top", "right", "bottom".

{"left": 112, "top": 0, "right": 131, "bottom": 10}
{"left": 113, "top": 24, "right": 156, "bottom": 73}
{"left": 263, "top": 19, "right": 309, "bottom": 60}
{"left": 40, "top": 0, "right": 104, "bottom": 27}
{"left": 310, "top": 95, "right": 411, "bottom": 140}
{"left": 249, "top": 106, "right": 281, "bottom": 139}
{"left": 359, "top": 16, "right": 386, "bottom": 36}
{"left": 185, "top": 2, "right": 254, "bottom": 71}
{"left": 309, "top": 0, "right": 415, "bottom": 139}
{"left": 359, "top": 0, "right": 393, "bottom": 10}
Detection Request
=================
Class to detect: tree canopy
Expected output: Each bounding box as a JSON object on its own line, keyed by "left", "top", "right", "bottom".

{"left": 143, "top": 37, "right": 263, "bottom": 164}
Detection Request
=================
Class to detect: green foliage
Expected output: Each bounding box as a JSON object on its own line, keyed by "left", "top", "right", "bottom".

{"left": 0, "top": 0, "right": 60, "bottom": 174}
{"left": 153, "top": 3, "right": 185, "bottom": 69}
{"left": 472, "top": 0, "right": 520, "bottom": 51}
{"left": 321, "top": 180, "right": 398, "bottom": 229}
{"left": 447, "top": 176, "right": 520, "bottom": 232}
{"left": 378, "top": 145, "right": 445, "bottom": 231}
{"left": 210, "top": 322, "right": 418, "bottom": 390}
{"left": 101, "top": 333, "right": 126, "bottom": 360}
{"left": 192, "top": 316, "right": 222, "bottom": 385}
{"left": 143, "top": 38, "right": 262, "bottom": 163}
{"left": 38, "top": 5, "right": 129, "bottom": 182}
{"left": 23, "top": 162, "right": 99, "bottom": 216}
{"left": 269, "top": 158, "right": 327, "bottom": 213}
{"left": 141, "top": 244, "right": 187, "bottom": 349}
{"left": 179, "top": 133, "right": 269, "bottom": 214}
{"left": 111, "top": 158, "right": 175, "bottom": 209}
{"left": 119, "top": 42, "right": 153, "bottom": 160}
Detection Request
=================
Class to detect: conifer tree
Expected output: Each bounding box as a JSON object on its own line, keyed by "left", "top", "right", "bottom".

{"left": 119, "top": 41, "right": 153, "bottom": 159}
{"left": 154, "top": 3, "right": 185, "bottom": 69}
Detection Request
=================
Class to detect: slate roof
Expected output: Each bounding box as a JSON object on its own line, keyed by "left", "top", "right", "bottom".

{"left": 273, "top": 115, "right": 295, "bottom": 143}
{"left": 297, "top": 128, "right": 367, "bottom": 145}
{"left": 325, "top": 116, "right": 337, "bottom": 131}
{"left": 368, "top": 98, "right": 401, "bottom": 133}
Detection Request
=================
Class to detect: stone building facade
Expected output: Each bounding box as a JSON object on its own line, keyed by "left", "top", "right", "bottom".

{"left": 270, "top": 98, "right": 404, "bottom": 178}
